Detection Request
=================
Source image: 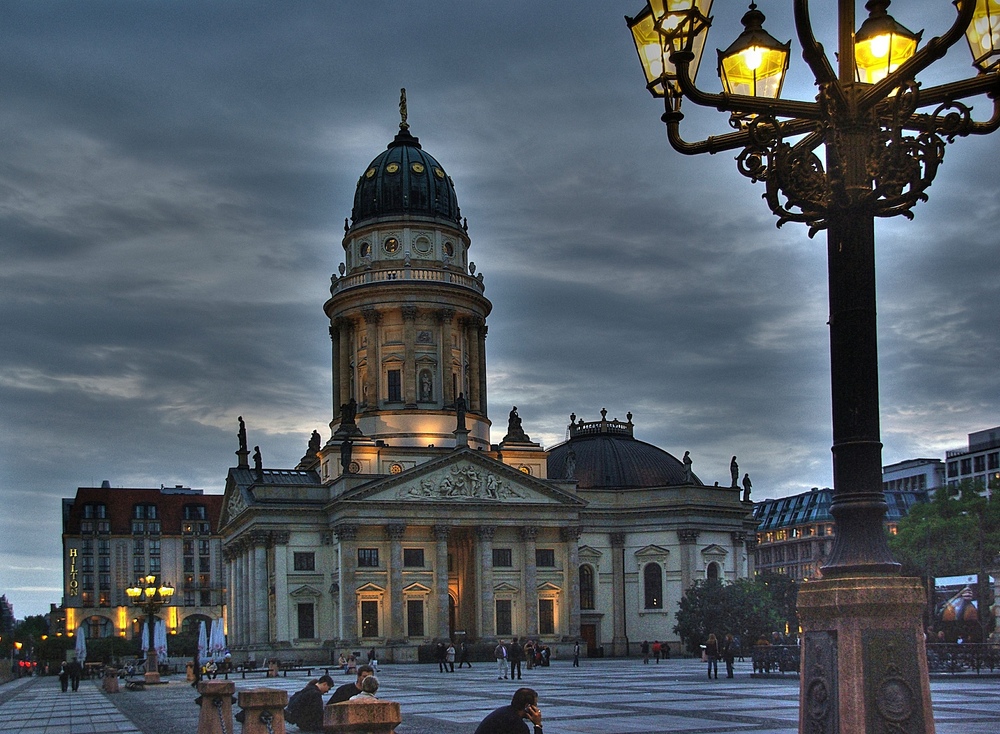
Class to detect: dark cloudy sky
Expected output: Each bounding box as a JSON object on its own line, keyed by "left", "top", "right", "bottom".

{"left": 2, "top": 1, "right": 998, "bottom": 618}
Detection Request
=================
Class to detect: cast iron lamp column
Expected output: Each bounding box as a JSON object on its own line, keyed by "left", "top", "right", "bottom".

{"left": 125, "top": 575, "right": 174, "bottom": 684}
{"left": 627, "top": 1, "right": 1000, "bottom": 731}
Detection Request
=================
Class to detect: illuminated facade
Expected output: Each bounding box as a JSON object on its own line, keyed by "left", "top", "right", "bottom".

{"left": 60, "top": 482, "right": 224, "bottom": 641}
{"left": 219, "top": 107, "right": 757, "bottom": 663}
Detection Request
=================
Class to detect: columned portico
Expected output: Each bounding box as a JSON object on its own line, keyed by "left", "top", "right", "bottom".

{"left": 433, "top": 524, "right": 450, "bottom": 639}
{"left": 521, "top": 526, "right": 538, "bottom": 637}
{"left": 562, "top": 526, "right": 582, "bottom": 640}
{"left": 335, "top": 523, "right": 358, "bottom": 643}
{"left": 679, "top": 529, "right": 699, "bottom": 591}
{"left": 610, "top": 531, "right": 627, "bottom": 656}
{"left": 387, "top": 523, "right": 406, "bottom": 642}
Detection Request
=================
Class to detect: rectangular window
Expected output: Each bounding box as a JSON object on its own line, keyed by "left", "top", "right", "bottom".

{"left": 535, "top": 549, "right": 556, "bottom": 567}
{"left": 80, "top": 520, "right": 94, "bottom": 534}
{"left": 989, "top": 453, "right": 999, "bottom": 471}
{"left": 99, "top": 591, "right": 110, "bottom": 606}
{"left": 961, "top": 458, "right": 972, "bottom": 474}
{"left": 132, "top": 539, "right": 143, "bottom": 555}
{"left": 81, "top": 591, "right": 94, "bottom": 606}
{"left": 132, "top": 520, "right": 144, "bottom": 534}
{"left": 495, "top": 600, "right": 512, "bottom": 636}
{"left": 82, "top": 574, "right": 94, "bottom": 590}
{"left": 198, "top": 556, "right": 210, "bottom": 573}
{"left": 361, "top": 600, "right": 379, "bottom": 637}
{"left": 406, "top": 599, "right": 424, "bottom": 637}
{"left": 297, "top": 603, "right": 315, "bottom": 639}
{"left": 200, "top": 589, "right": 212, "bottom": 606}
{"left": 948, "top": 461, "right": 959, "bottom": 478}
{"left": 97, "top": 520, "right": 110, "bottom": 534}
{"left": 147, "top": 521, "right": 160, "bottom": 535}
{"left": 133, "top": 557, "right": 145, "bottom": 573}
{"left": 98, "top": 557, "right": 110, "bottom": 573}
{"left": 184, "top": 590, "right": 195, "bottom": 607}
{"left": 294, "top": 552, "right": 316, "bottom": 571}
{"left": 183, "top": 557, "right": 195, "bottom": 573}
{"left": 197, "top": 539, "right": 210, "bottom": 556}
{"left": 98, "top": 539, "right": 110, "bottom": 555}
{"left": 974, "top": 455, "right": 986, "bottom": 473}
{"left": 403, "top": 548, "right": 424, "bottom": 567}
{"left": 539, "top": 599, "right": 555, "bottom": 635}
{"left": 387, "top": 369, "right": 402, "bottom": 402}
{"left": 493, "top": 548, "right": 512, "bottom": 567}
{"left": 357, "top": 548, "right": 379, "bottom": 567}
{"left": 184, "top": 505, "right": 206, "bottom": 520}
{"left": 81, "top": 557, "right": 94, "bottom": 573}
{"left": 149, "top": 540, "right": 161, "bottom": 556}
{"left": 149, "top": 557, "right": 161, "bottom": 573}
{"left": 82, "top": 539, "right": 93, "bottom": 555}
{"left": 99, "top": 574, "right": 111, "bottom": 590}
{"left": 183, "top": 539, "right": 194, "bottom": 556}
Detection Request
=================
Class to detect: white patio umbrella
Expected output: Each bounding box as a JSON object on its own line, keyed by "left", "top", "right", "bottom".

{"left": 197, "top": 621, "right": 208, "bottom": 663}
{"left": 209, "top": 618, "right": 226, "bottom": 663}
{"left": 155, "top": 619, "right": 169, "bottom": 664}
{"left": 75, "top": 624, "right": 87, "bottom": 664}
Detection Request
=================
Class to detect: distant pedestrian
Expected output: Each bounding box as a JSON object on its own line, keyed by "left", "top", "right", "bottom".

{"left": 458, "top": 639, "right": 472, "bottom": 668}
{"left": 495, "top": 640, "right": 508, "bottom": 680}
{"left": 652, "top": 640, "right": 661, "bottom": 663}
{"left": 723, "top": 633, "right": 736, "bottom": 678}
{"left": 58, "top": 662, "right": 69, "bottom": 692}
{"left": 67, "top": 659, "right": 82, "bottom": 691}
{"left": 641, "top": 640, "right": 650, "bottom": 664}
{"left": 446, "top": 641, "right": 456, "bottom": 673}
{"left": 572, "top": 640, "right": 580, "bottom": 667}
{"left": 705, "top": 633, "right": 719, "bottom": 679}
{"left": 508, "top": 637, "right": 523, "bottom": 680}
{"left": 436, "top": 642, "right": 447, "bottom": 673}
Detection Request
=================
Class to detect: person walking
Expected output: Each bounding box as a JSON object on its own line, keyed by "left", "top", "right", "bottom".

{"left": 446, "top": 640, "right": 456, "bottom": 673}
{"left": 508, "top": 637, "right": 524, "bottom": 680}
{"left": 641, "top": 640, "right": 650, "bottom": 664}
{"left": 435, "top": 642, "right": 447, "bottom": 673}
{"left": 572, "top": 639, "right": 580, "bottom": 667}
{"left": 58, "top": 662, "right": 69, "bottom": 692}
{"left": 495, "top": 639, "right": 508, "bottom": 680}
{"left": 67, "top": 659, "right": 82, "bottom": 692}
{"left": 458, "top": 639, "right": 472, "bottom": 668}
{"left": 652, "top": 640, "right": 661, "bottom": 663}
{"left": 705, "top": 633, "right": 720, "bottom": 679}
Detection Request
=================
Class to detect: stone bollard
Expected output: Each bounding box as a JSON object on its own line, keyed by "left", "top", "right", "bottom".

{"left": 103, "top": 667, "right": 119, "bottom": 693}
{"left": 267, "top": 660, "right": 279, "bottom": 678}
{"left": 238, "top": 688, "right": 288, "bottom": 734}
{"left": 324, "top": 701, "right": 402, "bottom": 734}
{"left": 196, "top": 680, "right": 236, "bottom": 734}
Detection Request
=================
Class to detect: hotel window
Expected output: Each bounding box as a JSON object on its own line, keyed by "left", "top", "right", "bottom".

{"left": 948, "top": 461, "right": 959, "bottom": 477}
{"left": 974, "top": 455, "right": 986, "bottom": 473}
{"left": 133, "top": 539, "right": 145, "bottom": 555}
{"left": 495, "top": 600, "right": 512, "bottom": 636}
{"left": 538, "top": 599, "right": 555, "bottom": 635}
{"left": 132, "top": 520, "right": 145, "bottom": 534}
{"left": 183, "top": 540, "right": 194, "bottom": 556}
{"left": 294, "top": 552, "right": 316, "bottom": 571}
{"left": 403, "top": 549, "right": 424, "bottom": 567}
{"left": 200, "top": 589, "right": 212, "bottom": 606}
{"left": 149, "top": 540, "right": 160, "bottom": 556}
{"left": 357, "top": 548, "right": 379, "bottom": 568}
{"left": 407, "top": 599, "right": 425, "bottom": 637}
{"left": 493, "top": 548, "right": 513, "bottom": 567}
{"left": 198, "top": 557, "right": 210, "bottom": 573}
{"left": 989, "top": 453, "right": 999, "bottom": 470}
{"left": 184, "top": 590, "right": 195, "bottom": 607}
{"left": 579, "top": 565, "right": 595, "bottom": 610}
{"left": 297, "top": 603, "right": 315, "bottom": 639}
{"left": 148, "top": 520, "right": 161, "bottom": 535}
{"left": 961, "top": 458, "right": 972, "bottom": 474}
{"left": 97, "top": 520, "right": 110, "bottom": 534}
{"left": 82, "top": 574, "right": 94, "bottom": 589}
{"left": 184, "top": 557, "right": 195, "bottom": 573}
{"left": 184, "top": 504, "right": 206, "bottom": 520}
{"left": 98, "top": 557, "right": 110, "bottom": 573}
{"left": 99, "top": 574, "right": 111, "bottom": 590}
{"left": 82, "top": 539, "right": 93, "bottom": 555}
{"left": 149, "top": 557, "right": 161, "bottom": 573}
{"left": 643, "top": 563, "right": 663, "bottom": 609}
{"left": 536, "top": 549, "right": 555, "bottom": 567}
{"left": 99, "top": 591, "right": 110, "bottom": 607}
{"left": 361, "top": 601, "right": 379, "bottom": 637}
{"left": 81, "top": 591, "right": 94, "bottom": 606}
{"left": 133, "top": 557, "right": 145, "bottom": 573}
{"left": 81, "top": 557, "right": 94, "bottom": 573}
{"left": 198, "top": 540, "right": 211, "bottom": 556}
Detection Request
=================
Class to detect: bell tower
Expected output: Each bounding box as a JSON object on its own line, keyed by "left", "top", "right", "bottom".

{"left": 324, "top": 91, "right": 492, "bottom": 455}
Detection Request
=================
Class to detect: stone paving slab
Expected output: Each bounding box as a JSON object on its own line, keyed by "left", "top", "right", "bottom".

{"left": 1, "top": 658, "right": 999, "bottom": 733}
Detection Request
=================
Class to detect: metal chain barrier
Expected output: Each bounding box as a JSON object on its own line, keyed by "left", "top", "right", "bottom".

{"left": 213, "top": 697, "right": 229, "bottom": 734}
{"left": 259, "top": 709, "right": 276, "bottom": 734}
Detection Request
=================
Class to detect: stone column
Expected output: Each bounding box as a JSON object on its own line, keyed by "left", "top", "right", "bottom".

{"left": 335, "top": 524, "right": 358, "bottom": 644}
{"left": 562, "top": 526, "right": 582, "bottom": 640}
{"left": 361, "top": 308, "right": 381, "bottom": 408}
{"left": 335, "top": 317, "right": 353, "bottom": 411}
{"left": 478, "top": 323, "right": 488, "bottom": 418}
{"left": 730, "top": 531, "right": 746, "bottom": 579}
{"left": 678, "top": 529, "right": 700, "bottom": 592}
{"left": 477, "top": 525, "right": 496, "bottom": 639}
{"left": 610, "top": 532, "right": 628, "bottom": 656}
{"left": 387, "top": 523, "right": 406, "bottom": 642}
{"left": 240, "top": 544, "right": 251, "bottom": 648}
{"left": 401, "top": 306, "right": 418, "bottom": 407}
{"left": 437, "top": 309, "right": 455, "bottom": 407}
{"left": 253, "top": 533, "right": 269, "bottom": 645}
{"left": 272, "top": 531, "right": 290, "bottom": 644}
{"left": 433, "top": 524, "right": 450, "bottom": 640}
{"left": 520, "top": 527, "right": 538, "bottom": 637}
{"left": 223, "top": 547, "right": 236, "bottom": 648}
{"left": 466, "top": 317, "right": 482, "bottom": 413}
{"left": 330, "top": 323, "right": 340, "bottom": 420}
{"left": 745, "top": 536, "right": 757, "bottom": 578}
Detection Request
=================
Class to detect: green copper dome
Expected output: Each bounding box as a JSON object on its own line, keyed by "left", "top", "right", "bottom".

{"left": 351, "top": 126, "right": 461, "bottom": 228}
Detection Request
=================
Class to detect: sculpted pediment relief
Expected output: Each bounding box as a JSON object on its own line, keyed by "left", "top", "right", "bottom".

{"left": 395, "top": 463, "right": 527, "bottom": 502}
{"left": 225, "top": 488, "right": 248, "bottom": 522}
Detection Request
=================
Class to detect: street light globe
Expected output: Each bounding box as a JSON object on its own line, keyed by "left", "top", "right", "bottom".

{"left": 964, "top": 0, "right": 1000, "bottom": 72}
{"left": 854, "top": 0, "right": 922, "bottom": 85}
{"left": 718, "top": 3, "right": 790, "bottom": 99}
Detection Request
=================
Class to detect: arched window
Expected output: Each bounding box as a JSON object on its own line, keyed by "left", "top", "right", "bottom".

{"left": 643, "top": 563, "right": 662, "bottom": 609}
{"left": 707, "top": 562, "right": 721, "bottom": 580}
{"left": 579, "top": 565, "right": 595, "bottom": 610}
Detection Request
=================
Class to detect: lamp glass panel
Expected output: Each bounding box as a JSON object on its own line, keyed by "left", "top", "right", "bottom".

{"left": 720, "top": 45, "right": 788, "bottom": 98}
{"left": 855, "top": 32, "right": 919, "bottom": 84}
{"left": 964, "top": 0, "right": 1000, "bottom": 71}
{"left": 630, "top": 10, "right": 674, "bottom": 96}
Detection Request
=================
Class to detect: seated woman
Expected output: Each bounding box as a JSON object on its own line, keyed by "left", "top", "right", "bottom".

{"left": 349, "top": 675, "right": 379, "bottom": 702}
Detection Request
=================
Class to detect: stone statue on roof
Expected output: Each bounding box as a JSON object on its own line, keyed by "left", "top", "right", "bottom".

{"left": 683, "top": 451, "right": 693, "bottom": 483}
{"left": 742, "top": 473, "right": 752, "bottom": 502}
{"left": 238, "top": 416, "right": 247, "bottom": 453}
{"left": 502, "top": 406, "right": 531, "bottom": 443}
{"left": 253, "top": 446, "right": 262, "bottom": 474}
{"left": 731, "top": 456, "right": 739, "bottom": 488}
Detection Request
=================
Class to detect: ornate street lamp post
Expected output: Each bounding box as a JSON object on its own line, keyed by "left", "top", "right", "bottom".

{"left": 125, "top": 574, "right": 174, "bottom": 684}
{"left": 627, "top": 1, "right": 999, "bottom": 731}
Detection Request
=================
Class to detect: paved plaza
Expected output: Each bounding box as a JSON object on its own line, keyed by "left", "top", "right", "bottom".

{"left": 1, "top": 658, "right": 998, "bottom": 733}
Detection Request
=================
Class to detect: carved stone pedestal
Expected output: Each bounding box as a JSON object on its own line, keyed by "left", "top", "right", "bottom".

{"left": 797, "top": 576, "right": 934, "bottom": 734}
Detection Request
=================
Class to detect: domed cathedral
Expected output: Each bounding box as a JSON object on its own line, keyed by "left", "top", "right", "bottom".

{"left": 218, "top": 93, "right": 757, "bottom": 666}
{"left": 324, "top": 91, "right": 492, "bottom": 463}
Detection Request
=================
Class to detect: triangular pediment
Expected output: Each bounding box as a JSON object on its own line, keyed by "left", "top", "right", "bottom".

{"left": 339, "top": 448, "right": 586, "bottom": 507}
{"left": 578, "top": 545, "right": 602, "bottom": 561}
{"left": 289, "top": 585, "right": 322, "bottom": 599}
{"left": 356, "top": 582, "right": 385, "bottom": 594}
{"left": 537, "top": 581, "right": 562, "bottom": 592}
{"left": 494, "top": 581, "right": 519, "bottom": 593}
{"left": 701, "top": 544, "right": 729, "bottom": 558}
{"left": 635, "top": 544, "right": 670, "bottom": 559}
{"left": 403, "top": 583, "right": 432, "bottom": 594}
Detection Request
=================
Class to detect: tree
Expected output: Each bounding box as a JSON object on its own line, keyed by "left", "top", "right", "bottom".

{"left": 0, "top": 595, "right": 14, "bottom": 638}
{"left": 674, "top": 578, "right": 786, "bottom": 654}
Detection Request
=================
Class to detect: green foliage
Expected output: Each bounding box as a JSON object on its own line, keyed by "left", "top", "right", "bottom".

{"left": 889, "top": 482, "right": 1000, "bottom": 578}
{"left": 14, "top": 615, "right": 50, "bottom": 642}
{"left": 673, "top": 577, "right": 789, "bottom": 654}
{"left": 0, "top": 595, "right": 14, "bottom": 637}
